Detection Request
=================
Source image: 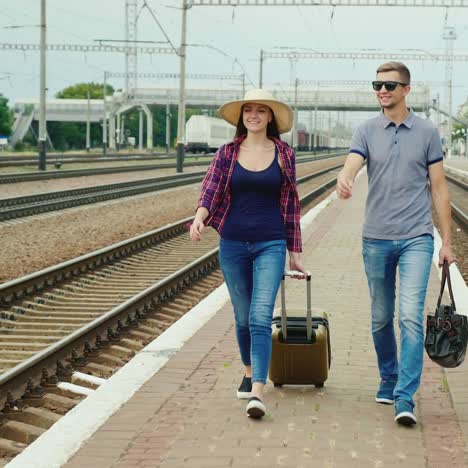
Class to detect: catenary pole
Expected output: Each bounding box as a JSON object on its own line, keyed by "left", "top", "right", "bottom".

{"left": 259, "top": 49, "right": 264, "bottom": 88}
{"left": 86, "top": 90, "right": 91, "bottom": 151}
{"left": 176, "top": 0, "right": 188, "bottom": 173}
{"left": 38, "top": 0, "right": 47, "bottom": 170}
{"left": 102, "top": 72, "right": 107, "bottom": 156}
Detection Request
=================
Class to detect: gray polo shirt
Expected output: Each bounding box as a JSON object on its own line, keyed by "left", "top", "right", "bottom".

{"left": 350, "top": 109, "right": 443, "bottom": 240}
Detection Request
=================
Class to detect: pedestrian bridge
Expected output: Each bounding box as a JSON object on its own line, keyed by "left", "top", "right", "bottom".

{"left": 12, "top": 86, "right": 433, "bottom": 146}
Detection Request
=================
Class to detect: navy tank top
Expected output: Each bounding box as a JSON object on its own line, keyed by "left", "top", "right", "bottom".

{"left": 221, "top": 148, "right": 286, "bottom": 242}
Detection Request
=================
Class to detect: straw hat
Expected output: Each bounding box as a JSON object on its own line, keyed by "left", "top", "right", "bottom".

{"left": 218, "top": 89, "right": 294, "bottom": 134}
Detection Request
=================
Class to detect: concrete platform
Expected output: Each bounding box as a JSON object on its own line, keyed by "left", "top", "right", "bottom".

{"left": 446, "top": 156, "right": 468, "bottom": 175}
{"left": 9, "top": 171, "right": 468, "bottom": 468}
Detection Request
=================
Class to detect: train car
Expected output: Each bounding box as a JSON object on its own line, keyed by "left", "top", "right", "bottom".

{"left": 281, "top": 123, "right": 310, "bottom": 151}
{"left": 185, "top": 115, "right": 235, "bottom": 153}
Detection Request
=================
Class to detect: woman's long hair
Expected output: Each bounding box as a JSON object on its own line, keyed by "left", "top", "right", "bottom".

{"left": 234, "top": 105, "right": 280, "bottom": 139}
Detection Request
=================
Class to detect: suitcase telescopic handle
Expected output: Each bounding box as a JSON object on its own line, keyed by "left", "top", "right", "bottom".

{"left": 280, "top": 271, "right": 312, "bottom": 341}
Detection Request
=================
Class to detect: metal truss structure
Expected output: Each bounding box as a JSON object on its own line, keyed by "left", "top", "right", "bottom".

{"left": 125, "top": 0, "right": 138, "bottom": 97}
{"left": 190, "top": 0, "right": 468, "bottom": 7}
{"left": 263, "top": 50, "right": 468, "bottom": 61}
{"left": 105, "top": 72, "right": 244, "bottom": 81}
{"left": 296, "top": 79, "right": 445, "bottom": 87}
{"left": 0, "top": 43, "right": 177, "bottom": 54}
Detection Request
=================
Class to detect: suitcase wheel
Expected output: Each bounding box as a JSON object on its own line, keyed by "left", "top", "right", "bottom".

{"left": 315, "top": 383, "right": 324, "bottom": 388}
{"left": 273, "top": 383, "right": 283, "bottom": 388}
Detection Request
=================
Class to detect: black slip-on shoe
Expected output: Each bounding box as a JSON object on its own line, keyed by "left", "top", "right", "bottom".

{"left": 236, "top": 375, "right": 252, "bottom": 399}
{"left": 246, "top": 397, "right": 266, "bottom": 419}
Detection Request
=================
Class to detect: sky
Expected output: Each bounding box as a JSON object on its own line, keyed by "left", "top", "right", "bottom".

{"left": 1, "top": 0, "right": 467, "bottom": 130}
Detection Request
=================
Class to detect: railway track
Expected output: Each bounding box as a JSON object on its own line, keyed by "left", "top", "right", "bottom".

{"left": 446, "top": 173, "right": 468, "bottom": 232}
{"left": 443, "top": 172, "right": 468, "bottom": 283}
{"left": 0, "top": 151, "right": 344, "bottom": 184}
{"left": 0, "top": 155, "right": 345, "bottom": 223}
{"left": 0, "top": 166, "right": 341, "bottom": 463}
{"left": 0, "top": 172, "right": 206, "bottom": 222}
{"left": 0, "top": 153, "right": 176, "bottom": 168}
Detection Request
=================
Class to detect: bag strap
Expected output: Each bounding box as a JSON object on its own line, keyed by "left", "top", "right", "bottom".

{"left": 437, "top": 260, "right": 456, "bottom": 311}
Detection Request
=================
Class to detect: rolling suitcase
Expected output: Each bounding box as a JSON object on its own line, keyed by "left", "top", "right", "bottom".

{"left": 269, "top": 271, "right": 331, "bottom": 388}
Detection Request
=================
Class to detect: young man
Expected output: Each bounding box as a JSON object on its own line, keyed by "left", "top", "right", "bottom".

{"left": 337, "top": 62, "right": 454, "bottom": 426}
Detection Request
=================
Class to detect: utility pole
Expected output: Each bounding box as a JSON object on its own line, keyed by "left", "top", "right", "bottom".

{"left": 139, "top": 109, "right": 143, "bottom": 151}
{"left": 166, "top": 101, "right": 171, "bottom": 155}
{"left": 125, "top": 0, "right": 138, "bottom": 99}
{"left": 292, "top": 78, "right": 298, "bottom": 149}
{"left": 259, "top": 49, "right": 264, "bottom": 88}
{"left": 102, "top": 72, "right": 108, "bottom": 156}
{"left": 465, "top": 126, "right": 468, "bottom": 159}
{"left": 38, "top": 0, "right": 47, "bottom": 170}
{"left": 443, "top": 26, "right": 457, "bottom": 158}
{"left": 308, "top": 110, "right": 313, "bottom": 151}
{"left": 176, "top": 0, "right": 188, "bottom": 172}
{"left": 313, "top": 89, "right": 318, "bottom": 153}
{"left": 86, "top": 90, "right": 91, "bottom": 152}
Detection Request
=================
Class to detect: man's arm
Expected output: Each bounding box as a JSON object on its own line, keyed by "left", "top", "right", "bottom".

{"left": 336, "top": 153, "right": 365, "bottom": 199}
{"left": 428, "top": 161, "right": 455, "bottom": 266}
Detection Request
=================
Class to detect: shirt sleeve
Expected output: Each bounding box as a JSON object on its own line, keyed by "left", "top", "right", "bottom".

{"left": 349, "top": 125, "right": 368, "bottom": 160}
{"left": 427, "top": 127, "right": 444, "bottom": 166}
{"left": 197, "top": 145, "right": 225, "bottom": 213}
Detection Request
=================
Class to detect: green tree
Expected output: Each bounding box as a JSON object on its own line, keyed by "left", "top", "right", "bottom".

{"left": 453, "top": 106, "right": 468, "bottom": 142}
{"left": 0, "top": 94, "right": 12, "bottom": 137}
{"left": 56, "top": 82, "right": 113, "bottom": 99}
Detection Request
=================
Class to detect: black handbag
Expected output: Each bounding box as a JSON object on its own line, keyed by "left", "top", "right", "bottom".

{"left": 424, "top": 261, "right": 468, "bottom": 368}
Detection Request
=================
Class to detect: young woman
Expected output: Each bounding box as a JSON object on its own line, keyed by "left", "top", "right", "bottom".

{"left": 190, "top": 89, "right": 306, "bottom": 419}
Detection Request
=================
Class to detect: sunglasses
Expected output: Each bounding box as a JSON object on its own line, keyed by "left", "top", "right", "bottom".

{"left": 372, "top": 81, "right": 408, "bottom": 92}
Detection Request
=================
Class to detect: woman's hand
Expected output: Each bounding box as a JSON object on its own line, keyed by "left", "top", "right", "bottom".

{"left": 190, "top": 218, "right": 205, "bottom": 241}
{"left": 288, "top": 251, "right": 308, "bottom": 279}
{"left": 190, "top": 207, "right": 209, "bottom": 241}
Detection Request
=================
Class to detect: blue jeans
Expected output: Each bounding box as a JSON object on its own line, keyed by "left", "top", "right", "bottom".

{"left": 362, "top": 235, "right": 434, "bottom": 407}
{"left": 219, "top": 238, "right": 286, "bottom": 384}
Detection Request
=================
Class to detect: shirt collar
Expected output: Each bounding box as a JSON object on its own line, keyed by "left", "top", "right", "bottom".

{"left": 379, "top": 108, "right": 415, "bottom": 129}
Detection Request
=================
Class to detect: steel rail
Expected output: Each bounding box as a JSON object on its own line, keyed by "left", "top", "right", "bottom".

{"left": 0, "top": 171, "right": 341, "bottom": 409}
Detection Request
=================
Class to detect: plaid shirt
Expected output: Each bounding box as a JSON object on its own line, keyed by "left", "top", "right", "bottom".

{"left": 197, "top": 135, "right": 302, "bottom": 252}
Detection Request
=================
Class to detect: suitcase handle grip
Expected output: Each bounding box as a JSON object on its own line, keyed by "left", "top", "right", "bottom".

{"left": 280, "top": 271, "right": 312, "bottom": 341}
{"left": 284, "top": 270, "right": 310, "bottom": 279}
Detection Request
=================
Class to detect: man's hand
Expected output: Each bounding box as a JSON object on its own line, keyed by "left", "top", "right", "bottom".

{"left": 336, "top": 170, "right": 354, "bottom": 199}
{"left": 439, "top": 245, "right": 455, "bottom": 267}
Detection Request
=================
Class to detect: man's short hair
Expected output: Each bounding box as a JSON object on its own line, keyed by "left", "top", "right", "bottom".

{"left": 376, "top": 62, "right": 411, "bottom": 85}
